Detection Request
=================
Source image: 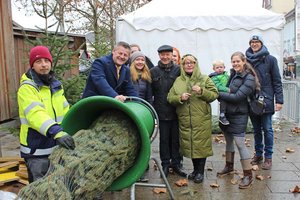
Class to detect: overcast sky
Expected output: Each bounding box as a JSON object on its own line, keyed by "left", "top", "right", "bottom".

{"left": 12, "top": 0, "right": 263, "bottom": 31}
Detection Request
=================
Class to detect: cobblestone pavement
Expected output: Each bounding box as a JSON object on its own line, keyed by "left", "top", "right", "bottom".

{"left": 1, "top": 120, "right": 300, "bottom": 200}
{"left": 103, "top": 120, "right": 300, "bottom": 200}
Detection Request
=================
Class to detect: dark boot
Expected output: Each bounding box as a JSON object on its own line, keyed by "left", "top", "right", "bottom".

{"left": 251, "top": 155, "right": 263, "bottom": 165}
{"left": 172, "top": 165, "right": 187, "bottom": 177}
{"left": 188, "top": 171, "right": 197, "bottom": 180}
{"left": 217, "top": 151, "right": 234, "bottom": 176}
{"left": 193, "top": 158, "right": 206, "bottom": 183}
{"left": 262, "top": 158, "right": 272, "bottom": 170}
{"left": 193, "top": 173, "right": 204, "bottom": 183}
{"left": 161, "top": 166, "right": 169, "bottom": 178}
{"left": 239, "top": 159, "right": 253, "bottom": 189}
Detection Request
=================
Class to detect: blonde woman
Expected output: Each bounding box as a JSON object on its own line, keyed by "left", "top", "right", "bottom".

{"left": 168, "top": 54, "right": 218, "bottom": 183}
{"left": 130, "top": 51, "right": 153, "bottom": 104}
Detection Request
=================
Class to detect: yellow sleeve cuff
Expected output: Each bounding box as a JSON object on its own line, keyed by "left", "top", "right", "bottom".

{"left": 54, "top": 131, "right": 67, "bottom": 139}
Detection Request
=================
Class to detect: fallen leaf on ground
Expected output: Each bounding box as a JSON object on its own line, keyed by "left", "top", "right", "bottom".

{"left": 213, "top": 136, "right": 218, "bottom": 142}
{"left": 153, "top": 188, "right": 167, "bottom": 194}
{"left": 252, "top": 165, "right": 259, "bottom": 171}
{"left": 291, "top": 127, "right": 300, "bottom": 133}
{"left": 153, "top": 163, "right": 158, "bottom": 170}
{"left": 231, "top": 179, "right": 239, "bottom": 185}
{"left": 175, "top": 179, "right": 188, "bottom": 187}
{"left": 206, "top": 166, "right": 213, "bottom": 171}
{"left": 267, "top": 175, "right": 271, "bottom": 179}
{"left": 286, "top": 148, "right": 295, "bottom": 153}
{"left": 282, "top": 155, "right": 287, "bottom": 159}
{"left": 289, "top": 185, "right": 300, "bottom": 193}
{"left": 256, "top": 175, "right": 264, "bottom": 180}
{"left": 214, "top": 136, "right": 224, "bottom": 144}
{"left": 180, "top": 189, "right": 198, "bottom": 196}
{"left": 210, "top": 183, "right": 220, "bottom": 188}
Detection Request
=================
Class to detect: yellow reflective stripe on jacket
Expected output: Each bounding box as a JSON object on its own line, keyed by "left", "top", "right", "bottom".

{"left": 20, "top": 117, "right": 28, "bottom": 125}
{"left": 18, "top": 73, "right": 69, "bottom": 146}
{"left": 21, "top": 80, "right": 38, "bottom": 90}
{"left": 56, "top": 116, "right": 64, "bottom": 123}
{"left": 20, "top": 146, "right": 55, "bottom": 156}
{"left": 40, "top": 119, "right": 57, "bottom": 134}
{"left": 63, "top": 100, "right": 69, "bottom": 108}
{"left": 24, "top": 102, "right": 44, "bottom": 116}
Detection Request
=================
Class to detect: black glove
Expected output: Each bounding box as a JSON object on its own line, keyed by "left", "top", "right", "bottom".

{"left": 56, "top": 134, "right": 75, "bottom": 150}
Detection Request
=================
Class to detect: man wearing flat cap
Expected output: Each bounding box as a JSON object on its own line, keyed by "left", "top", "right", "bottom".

{"left": 246, "top": 35, "right": 283, "bottom": 170}
{"left": 150, "top": 45, "right": 186, "bottom": 178}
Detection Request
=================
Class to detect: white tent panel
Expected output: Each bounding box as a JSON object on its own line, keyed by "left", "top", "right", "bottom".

{"left": 120, "top": 0, "right": 284, "bottom": 31}
{"left": 116, "top": 0, "right": 285, "bottom": 115}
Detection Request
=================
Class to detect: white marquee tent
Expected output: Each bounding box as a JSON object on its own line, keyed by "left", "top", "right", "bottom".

{"left": 116, "top": 0, "right": 285, "bottom": 114}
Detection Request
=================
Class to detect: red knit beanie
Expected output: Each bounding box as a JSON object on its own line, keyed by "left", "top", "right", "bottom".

{"left": 29, "top": 46, "right": 53, "bottom": 67}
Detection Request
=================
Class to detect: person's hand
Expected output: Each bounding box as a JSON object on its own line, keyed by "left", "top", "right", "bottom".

{"left": 181, "top": 93, "right": 191, "bottom": 101}
{"left": 115, "top": 95, "right": 126, "bottom": 102}
{"left": 275, "top": 103, "right": 283, "bottom": 111}
{"left": 191, "top": 85, "right": 202, "bottom": 94}
{"left": 55, "top": 133, "right": 75, "bottom": 150}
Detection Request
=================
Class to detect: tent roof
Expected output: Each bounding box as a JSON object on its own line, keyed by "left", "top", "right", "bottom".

{"left": 119, "top": 0, "right": 285, "bottom": 31}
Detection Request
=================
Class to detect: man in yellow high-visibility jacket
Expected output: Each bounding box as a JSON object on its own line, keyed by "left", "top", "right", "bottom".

{"left": 17, "top": 45, "right": 75, "bottom": 183}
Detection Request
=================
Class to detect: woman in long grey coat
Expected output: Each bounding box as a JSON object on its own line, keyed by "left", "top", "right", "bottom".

{"left": 167, "top": 54, "right": 218, "bottom": 183}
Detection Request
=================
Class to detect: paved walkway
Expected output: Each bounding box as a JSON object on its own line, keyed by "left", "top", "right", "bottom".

{"left": 1, "top": 119, "right": 299, "bottom": 199}
{"left": 103, "top": 120, "right": 300, "bottom": 200}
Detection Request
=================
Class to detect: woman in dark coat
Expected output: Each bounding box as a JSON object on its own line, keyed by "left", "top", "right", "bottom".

{"left": 168, "top": 54, "right": 218, "bottom": 183}
{"left": 217, "top": 52, "right": 259, "bottom": 189}
{"left": 129, "top": 51, "right": 153, "bottom": 104}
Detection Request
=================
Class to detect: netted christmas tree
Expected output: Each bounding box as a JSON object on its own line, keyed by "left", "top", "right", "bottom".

{"left": 18, "top": 110, "right": 140, "bottom": 199}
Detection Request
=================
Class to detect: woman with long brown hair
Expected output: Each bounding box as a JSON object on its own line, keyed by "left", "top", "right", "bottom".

{"left": 217, "top": 51, "right": 259, "bottom": 189}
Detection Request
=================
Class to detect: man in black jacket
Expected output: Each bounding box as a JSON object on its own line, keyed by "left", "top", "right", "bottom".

{"left": 150, "top": 45, "right": 186, "bottom": 178}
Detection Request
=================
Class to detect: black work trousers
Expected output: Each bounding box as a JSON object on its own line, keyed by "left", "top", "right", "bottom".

{"left": 25, "top": 157, "right": 50, "bottom": 183}
{"left": 159, "top": 119, "right": 181, "bottom": 168}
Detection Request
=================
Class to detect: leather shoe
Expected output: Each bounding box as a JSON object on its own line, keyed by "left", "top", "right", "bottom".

{"left": 193, "top": 173, "right": 204, "bottom": 183}
{"left": 161, "top": 166, "right": 169, "bottom": 178}
{"left": 188, "top": 171, "right": 196, "bottom": 180}
{"left": 172, "top": 166, "right": 187, "bottom": 177}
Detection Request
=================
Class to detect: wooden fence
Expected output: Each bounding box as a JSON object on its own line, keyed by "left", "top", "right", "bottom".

{"left": 0, "top": 0, "right": 16, "bottom": 122}
{"left": 0, "top": 1, "right": 86, "bottom": 122}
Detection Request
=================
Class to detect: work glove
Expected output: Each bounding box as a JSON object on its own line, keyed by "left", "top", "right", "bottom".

{"left": 55, "top": 132, "right": 76, "bottom": 150}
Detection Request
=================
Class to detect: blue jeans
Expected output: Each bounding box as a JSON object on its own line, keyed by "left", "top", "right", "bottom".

{"left": 250, "top": 113, "right": 274, "bottom": 159}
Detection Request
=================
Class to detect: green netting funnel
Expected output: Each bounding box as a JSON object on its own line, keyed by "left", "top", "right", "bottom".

{"left": 61, "top": 96, "right": 155, "bottom": 191}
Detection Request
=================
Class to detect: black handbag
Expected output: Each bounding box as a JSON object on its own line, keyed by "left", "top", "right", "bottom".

{"left": 247, "top": 91, "right": 266, "bottom": 115}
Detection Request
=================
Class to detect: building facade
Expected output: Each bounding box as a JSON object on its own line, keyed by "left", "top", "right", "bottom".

{"left": 263, "top": 0, "right": 299, "bottom": 80}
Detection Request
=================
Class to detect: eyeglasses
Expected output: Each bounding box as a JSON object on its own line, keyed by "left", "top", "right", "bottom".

{"left": 184, "top": 61, "right": 196, "bottom": 66}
